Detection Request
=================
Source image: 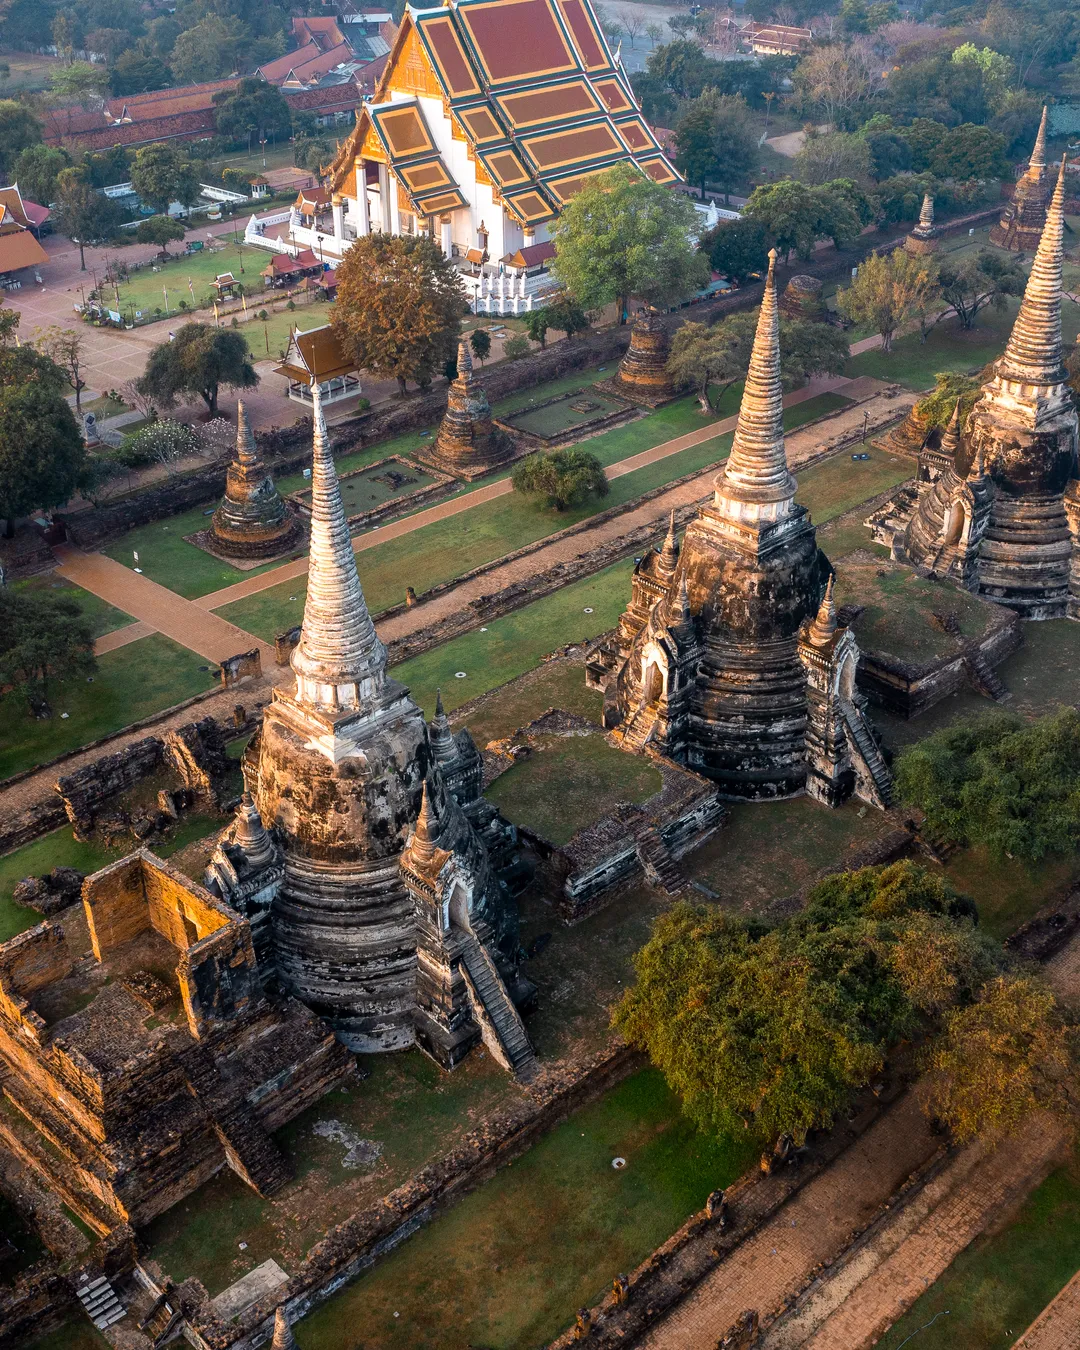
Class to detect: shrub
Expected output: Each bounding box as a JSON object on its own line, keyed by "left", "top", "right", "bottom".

{"left": 503, "top": 334, "right": 530, "bottom": 360}
{"left": 119, "top": 418, "right": 198, "bottom": 468}
{"left": 511, "top": 446, "right": 609, "bottom": 511}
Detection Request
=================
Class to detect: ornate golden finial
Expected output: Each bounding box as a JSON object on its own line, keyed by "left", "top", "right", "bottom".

{"left": 940, "top": 398, "right": 963, "bottom": 458}
{"left": 996, "top": 155, "right": 1067, "bottom": 389}
{"left": 713, "top": 248, "right": 797, "bottom": 514}
{"left": 808, "top": 574, "right": 838, "bottom": 647}
{"left": 290, "top": 381, "right": 387, "bottom": 712}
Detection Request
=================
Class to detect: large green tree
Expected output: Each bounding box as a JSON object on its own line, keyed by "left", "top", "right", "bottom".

{"left": 135, "top": 215, "right": 186, "bottom": 256}
{"left": 511, "top": 447, "right": 609, "bottom": 511}
{"left": 137, "top": 323, "right": 258, "bottom": 416}
{"left": 0, "top": 383, "right": 86, "bottom": 537}
{"left": 613, "top": 862, "right": 997, "bottom": 1146}
{"left": 110, "top": 52, "right": 173, "bottom": 97}
{"left": 896, "top": 709, "right": 1080, "bottom": 863}
{"left": 836, "top": 249, "right": 941, "bottom": 353}
{"left": 742, "top": 180, "right": 829, "bottom": 262}
{"left": 213, "top": 78, "right": 291, "bottom": 145}
{"left": 674, "top": 91, "right": 755, "bottom": 201}
{"left": 53, "top": 167, "right": 123, "bottom": 269}
{"left": 552, "top": 162, "right": 709, "bottom": 321}
{"left": 0, "top": 589, "right": 96, "bottom": 715}
{"left": 130, "top": 142, "right": 200, "bottom": 216}
{"left": 169, "top": 14, "right": 248, "bottom": 83}
{"left": 331, "top": 232, "right": 467, "bottom": 394}
{"left": 700, "top": 216, "right": 770, "bottom": 284}
{"left": 0, "top": 100, "right": 41, "bottom": 178}
{"left": 11, "top": 144, "right": 71, "bottom": 205}
{"left": 934, "top": 248, "right": 1025, "bottom": 332}
{"left": 668, "top": 310, "right": 850, "bottom": 409}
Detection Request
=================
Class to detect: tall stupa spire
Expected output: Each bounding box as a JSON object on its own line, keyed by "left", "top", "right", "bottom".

{"left": 235, "top": 400, "right": 257, "bottom": 465}
{"left": 714, "top": 249, "right": 797, "bottom": 517}
{"left": 290, "top": 381, "right": 387, "bottom": 711}
{"left": 1029, "top": 105, "right": 1048, "bottom": 175}
{"left": 996, "top": 156, "right": 1067, "bottom": 389}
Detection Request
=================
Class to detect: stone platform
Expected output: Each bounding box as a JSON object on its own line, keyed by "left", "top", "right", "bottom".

{"left": 835, "top": 553, "right": 1022, "bottom": 718}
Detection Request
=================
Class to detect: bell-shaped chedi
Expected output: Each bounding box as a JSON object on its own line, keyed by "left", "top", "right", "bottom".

{"left": 428, "top": 339, "right": 513, "bottom": 479}
{"left": 904, "top": 194, "right": 938, "bottom": 256}
{"left": 247, "top": 381, "right": 430, "bottom": 1051}
{"left": 209, "top": 402, "right": 301, "bottom": 559}
{"left": 612, "top": 309, "right": 677, "bottom": 407}
{"left": 991, "top": 106, "right": 1051, "bottom": 252}
{"left": 778, "top": 274, "right": 828, "bottom": 321}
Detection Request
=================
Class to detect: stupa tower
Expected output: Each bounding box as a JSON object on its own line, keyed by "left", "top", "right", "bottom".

{"left": 610, "top": 252, "right": 827, "bottom": 798}
{"left": 969, "top": 156, "right": 1079, "bottom": 617}
{"left": 209, "top": 403, "right": 301, "bottom": 559}
{"left": 991, "top": 106, "right": 1050, "bottom": 252}
{"left": 427, "top": 338, "right": 513, "bottom": 479}
{"left": 247, "top": 382, "right": 429, "bottom": 1050}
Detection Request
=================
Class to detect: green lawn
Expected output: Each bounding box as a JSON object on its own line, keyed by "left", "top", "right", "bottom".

{"left": 215, "top": 390, "right": 847, "bottom": 642}
{"left": 798, "top": 444, "right": 911, "bottom": 528}
{"left": 24, "top": 1322, "right": 106, "bottom": 1350}
{"left": 877, "top": 1147, "right": 1080, "bottom": 1350}
{"left": 846, "top": 299, "right": 1080, "bottom": 392}
{"left": 486, "top": 732, "right": 663, "bottom": 844}
{"left": 296, "top": 1067, "right": 755, "bottom": 1350}
{"left": 0, "top": 813, "right": 227, "bottom": 943}
{"left": 115, "top": 242, "right": 267, "bottom": 317}
{"left": 242, "top": 298, "right": 334, "bottom": 362}
{"left": 0, "top": 635, "right": 217, "bottom": 780}
{"left": 13, "top": 575, "right": 134, "bottom": 639}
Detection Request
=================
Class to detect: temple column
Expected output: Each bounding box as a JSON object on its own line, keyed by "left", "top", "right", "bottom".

{"left": 331, "top": 194, "right": 344, "bottom": 244}
{"left": 357, "top": 160, "right": 370, "bottom": 235}
{"left": 388, "top": 174, "right": 400, "bottom": 235}
{"left": 378, "top": 163, "right": 391, "bottom": 233}
{"left": 440, "top": 215, "right": 452, "bottom": 259}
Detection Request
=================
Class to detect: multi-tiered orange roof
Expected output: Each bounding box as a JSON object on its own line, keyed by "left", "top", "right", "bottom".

{"left": 329, "top": 0, "right": 677, "bottom": 224}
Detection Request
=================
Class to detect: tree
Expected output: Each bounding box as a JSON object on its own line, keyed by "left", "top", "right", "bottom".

{"left": 524, "top": 309, "right": 551, "bottom": 349}
{"left": 86, "top": 27, "right": 133, "bottom": 62}
{"left": 135, "top": 215, "right": 186, "bottom": 256}
{"left": 934, "top": 249, "right": 1025, "bottom": 332}
{"left": 130, "top": 143, "right": 200, "bottom": 216}
{"left": 52, "top": 10, "right": 76, "bottom": 62}
{"left": 552, "top": 163, "right": 709, "bottom": 321}
{"left": 836, "top": 250, "right": 940, "bottom": 353}
{"left": 137, "top": 324, "right": 258, "bottom": 417}
{"left": 469, "top": 327, "right": 490, "bottom": 365}
{"left": 110, "top": 52, "right": 172, "bottom": 97}
{"left": 710, "top": 94, "right": 756, "bottom": 203}
{"left": 169, "top": 14, "right": 248, "bottom": 84}
{"left": 543, "top": 293, "right": 590, "bottom": 340}
{"left": 792, "top": 40, "right": 879, "bottom": 129}
{"left": 623, "top": 11, "right": 643, "bottom": 47}
{"left": 503, "top": 334, "right": 530, "bottom": 360}
{"left": 742, "top": 180, "right": 822, "bottom": 262}
{"left": 794, "top": 132, "right": 872, "bottom": 186}
{"left": 53, "top": 168, "right": 123, "bottom": 269}
{"left": 213, "top": 78, "right": 291, "bottom": 145}
{"left": 0, "top": 384, "right": 86, "bottom": 537}
{"left": 0, "top": 589, "right": 95, "bottom": 715}
{"left": 895, "top": 709, "right": 1080, "bottom": 863}
{"left": 701, "top": 217, "right": 770, "bottom": 284}
{"left": 675, "top": 94, "right": 724, "bottom": 199}
{"left": 921, "top": 977, "right": 1077, "bottom": 1144}
{"left": 35, "top": 326, "right": 89, "bottom": 415}
{"left": 49, "top": 61, "right": 110, "bottom": 105}
{"left": 331, "top": 233, "right": 467, "bottom": 394}
{"left": 511, "top": 447, "right": 609, "bottom": 511}
{"left": 11, "top": 144, "right": 72, "bottom": 205}
{"left": 668, "top": 310, "right": 850, "bottom": 410}
{"left": 911, "top": 371, "right": 984, "bottom": 434}
{"left": 928, "top": 123, "right": 1008, "bottom": 182}
{"left": 674, "top": 91, "right": 755, "bottom": 199}
{"left": 0, "top": 100, "right": 41, "bottom": 178}
{"left": 644, "top": 40, "right": 713, "bottom": 100}
{"left": 613, "top": 863, "right": 994, "bottom": 1146}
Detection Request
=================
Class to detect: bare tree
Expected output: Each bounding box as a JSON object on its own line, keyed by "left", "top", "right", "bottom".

{"left": 620, "top": 12, "right": 642, "bottom": 47}
{"left": 646, "top": 21, "right": 663, "bottom": 46}
{"left": 119, "top": 379, "right": 159, "bottom": 423}
{"left": 35, "top": 326, "right": 88, "bottom": 416}
{"left": 792, "top": 39, "right": 879, "bottom": 129}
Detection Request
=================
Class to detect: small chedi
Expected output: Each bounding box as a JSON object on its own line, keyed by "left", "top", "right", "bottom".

{"left": 426, "top": 339, "right": 513, "bottom": 479}
{"left": 895, "top": 158, "right": 1080, "bottom": 619}
{"left": 209, "top": 402, "right": 301, "bottom": 559}
{"left": 991, "top": 105, "right": 1051, "bottom": 252}
{"left": 778, "top": 274, "right": 828, "bottom": 321}
{"left": 590, "top": 252, "right": 893, "bottom": 808}
{"left": 213, "top": 382, "right": 532, "bottom": 1070}
{"left": 0, "top": 851, "right": 352, "bottom": 1230}
{"left": 611, "top": 311, "right": 677, "bottom": 406}
{"left": 903, "top": 194, "right": 938, "bottom": 256}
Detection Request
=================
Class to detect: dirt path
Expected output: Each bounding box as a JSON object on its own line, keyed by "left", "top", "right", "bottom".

{"left": 53, "top": 547, "right": 275, "bottom": 664}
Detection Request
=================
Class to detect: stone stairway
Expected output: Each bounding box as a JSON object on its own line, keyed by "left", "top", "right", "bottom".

{"left": 75, "top": 1273, "right": 126, "bottom": 1331}
{"left": 963, "top": 650, "right": 1012, "bottom": 702}
{"left": 840, "top": 699, "right": 895, "bottom": 808}
{"left": 177, "top": 1044, "right": 292, "bottom": 1196}
{"left": 139, "top": 1282, "right": 183, "bottom": 1347}
{"left": 613, "top": 703, "right": 658, "bottom": 752}
{"left": 459, "top": 934, "right": 537, "bottom": 1082}
{"left": 617, "top": 806, "right": 684, "bottom": 893}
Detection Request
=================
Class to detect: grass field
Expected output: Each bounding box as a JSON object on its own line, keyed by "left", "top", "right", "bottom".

{"left": 487, "top": 732, "right": 663, "bottom": 843}
{"left": 115, "top": 242, "right": 266, "bottom": 316}
{"left": 13, "top": 575, "right": 135, "bottom": 639}
{"left": 215, "top": 390, "right": 847, "bottom": 641}
{"left": 0, "top": 635, "right": 217, "bottom": 781}
{"left": 295, "top": 1068, "right": 754, "bottom": 1350}
{"left": 877, "top": 1147, "right": 1080, "bottom": 1350}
